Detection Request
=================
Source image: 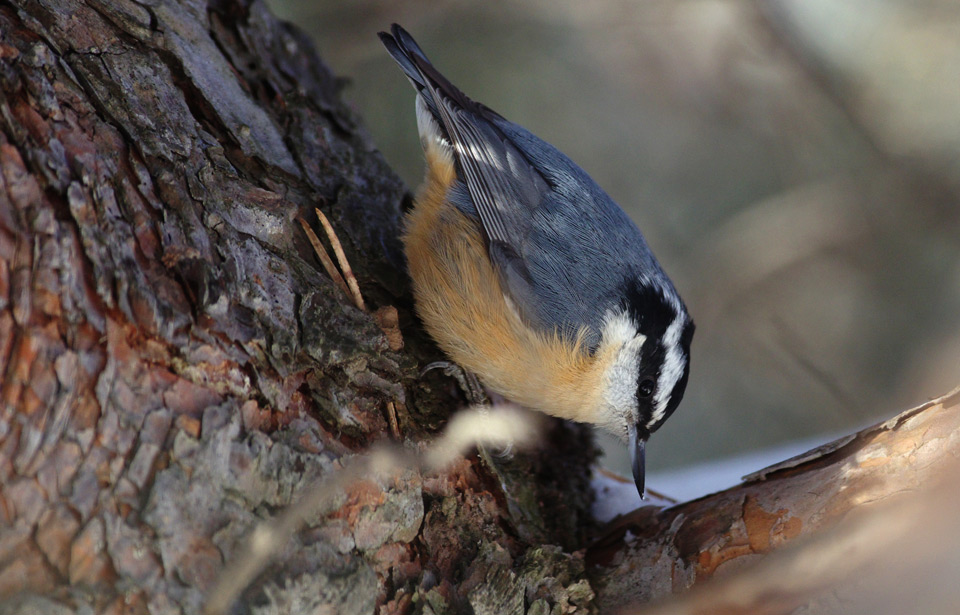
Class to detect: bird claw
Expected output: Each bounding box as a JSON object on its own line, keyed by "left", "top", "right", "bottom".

{"left": 491, "top": 440, "right": 514, "bottom": 460}
{"left": 420, "top": 361, "right": 489, "bottom": 406}
{"left": 420, "top": 361, "right": 518, "bottom": 458}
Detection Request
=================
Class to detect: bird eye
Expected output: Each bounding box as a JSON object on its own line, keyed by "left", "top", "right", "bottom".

{"left": 639, "top": 378, "right": 655, "bottom": 398}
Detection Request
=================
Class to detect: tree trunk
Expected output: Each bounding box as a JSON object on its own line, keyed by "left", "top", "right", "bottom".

{"left": 0, "top": 1, "right": 956, "bottom": 614}
{"left": 0, "top": 1, "right": 597, "bottom": 613}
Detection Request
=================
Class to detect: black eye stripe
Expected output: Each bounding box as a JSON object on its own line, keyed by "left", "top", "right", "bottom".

{"left": 619, "top": 278, "right": 682, "bottom": 400}
{"left": 639, "top": 339, "right": 666, "bottom": 385}
{"left": 619, "top": 278, "right": 694, "bottom": 432}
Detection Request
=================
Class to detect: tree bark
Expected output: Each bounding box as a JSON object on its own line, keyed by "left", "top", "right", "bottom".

{"left": 0, "top": 1, "right": 957, "bottom": 615}
{"left": 0, "top": 1, "right": 598, "bottom": 613}
{"left": 588, "top": 387, "right": 960, "bottom": 613}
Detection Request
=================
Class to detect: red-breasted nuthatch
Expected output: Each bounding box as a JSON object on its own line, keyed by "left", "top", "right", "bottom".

{"left": 380, "top": 25, "right": 694, "bottom": 497}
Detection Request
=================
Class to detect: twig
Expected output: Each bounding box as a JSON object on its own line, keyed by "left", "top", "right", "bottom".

{"left": 385, "top": 400, "right": 402, "bottom": 440}
{"left": 315, "top": 208, "right": 366, "bottom": 311}
{"left": 298, "top": 216, "right": 350, "bottom": 298}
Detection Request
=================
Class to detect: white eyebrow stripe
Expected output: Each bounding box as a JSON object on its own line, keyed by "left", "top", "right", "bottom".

{"left": 648, "top": 313, "right": 686, "bottom": 429}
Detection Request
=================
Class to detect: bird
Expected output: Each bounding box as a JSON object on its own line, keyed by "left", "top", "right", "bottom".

{"left": 379, "top": 24, "right": 694, "bottom": 498}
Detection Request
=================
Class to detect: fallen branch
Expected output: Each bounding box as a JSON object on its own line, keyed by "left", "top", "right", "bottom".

{"left": 589, "top": 386, "right": 960, "bottom": 611}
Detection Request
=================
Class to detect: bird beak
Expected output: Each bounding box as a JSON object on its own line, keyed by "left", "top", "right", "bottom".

{"left": 630, "top": 426, "right": 647, "bottom": 499}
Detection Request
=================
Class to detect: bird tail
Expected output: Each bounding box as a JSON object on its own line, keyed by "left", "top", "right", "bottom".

{"left": 377, "top": 24, "right": 477, "bottom": 117}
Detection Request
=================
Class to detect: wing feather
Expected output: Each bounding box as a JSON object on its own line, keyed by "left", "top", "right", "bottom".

{"left": 380, "top": 24, "right": 680, "bottom": 348}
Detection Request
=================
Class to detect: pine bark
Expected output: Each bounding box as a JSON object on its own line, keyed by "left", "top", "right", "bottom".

{"left": 0, "top": 1, "right": 597, "bottom": 613}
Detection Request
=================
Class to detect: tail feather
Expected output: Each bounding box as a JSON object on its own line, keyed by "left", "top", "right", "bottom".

{"left": 377, "top": 29, "right": 425, "bottom": 91}
{"left": 390, "top": 23, "right": 430, "bottom": 66}
{"left": 378, "top": 24, "right": 477, "bottom": 118}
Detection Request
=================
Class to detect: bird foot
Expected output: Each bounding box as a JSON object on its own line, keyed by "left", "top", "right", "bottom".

{"left": 420, "top": 361, "right": 515, "bottom": 459}
{"left": 421, "top": 361, "right": 489, "bottom": 406}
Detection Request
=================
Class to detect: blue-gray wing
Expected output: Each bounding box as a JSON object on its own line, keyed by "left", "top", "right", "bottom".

{"left": 484, "top": 117, "right": 673, "bottom": 348}
{"left": 379, "top": 25, "right": 540, "bottom": 248}
{"left": 380, "top": 25, "right": 670, "bottom": 349}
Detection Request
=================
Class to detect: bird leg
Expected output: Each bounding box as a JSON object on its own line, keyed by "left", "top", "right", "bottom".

{"left": 421, "top": 360, "right": 489, "bottom": 406}
{"left": 420, "top": 361, "right": 517, "bottom": 458}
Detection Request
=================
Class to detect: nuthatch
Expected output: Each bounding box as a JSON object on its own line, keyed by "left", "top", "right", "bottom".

{"left": 380, "top": 25, "right": 694, "bottom": 497}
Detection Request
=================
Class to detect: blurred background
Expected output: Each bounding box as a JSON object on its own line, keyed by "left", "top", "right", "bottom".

{"left": 266, "top": 0, "right": 960, "bottom": 493}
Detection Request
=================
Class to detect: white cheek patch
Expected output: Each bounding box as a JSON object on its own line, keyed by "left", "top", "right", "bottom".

{"left": 598, "top": 310, "right": 645, "bottom": 440}
{"left": 649, "top": 313, "right": 687, "bottom": 429}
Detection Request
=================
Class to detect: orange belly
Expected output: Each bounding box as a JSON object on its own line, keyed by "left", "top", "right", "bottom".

{"left": 402, "top": 147, "right": 611, "bottom": 424}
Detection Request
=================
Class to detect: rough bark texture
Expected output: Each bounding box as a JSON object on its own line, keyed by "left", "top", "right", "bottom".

{"left": 0, "top": 1, "right": 597, "bottom": 613}
{"left": 1, "top": 1, "right": 957, "bottom": 615}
